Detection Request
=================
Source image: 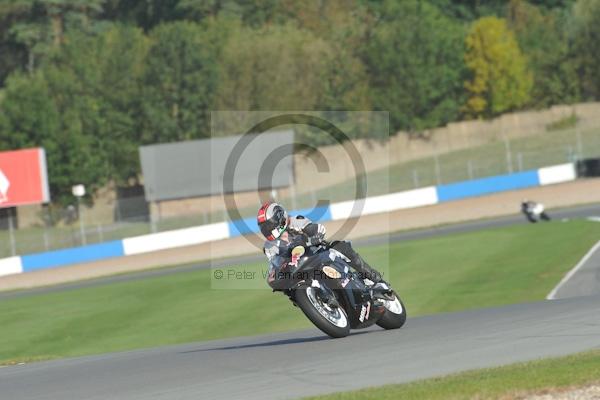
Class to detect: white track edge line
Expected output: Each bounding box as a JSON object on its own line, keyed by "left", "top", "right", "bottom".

{"left": 546, "top": 240, "right": 600, "bottom": 300}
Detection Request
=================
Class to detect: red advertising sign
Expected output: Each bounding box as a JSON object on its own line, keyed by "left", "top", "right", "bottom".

{"left": 0, "top": 148, "right": 50, "bottom": 208}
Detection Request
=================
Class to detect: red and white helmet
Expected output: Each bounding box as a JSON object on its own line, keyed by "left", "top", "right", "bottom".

{"left": 257, "top": 202, "right": 288, "bottom": 240}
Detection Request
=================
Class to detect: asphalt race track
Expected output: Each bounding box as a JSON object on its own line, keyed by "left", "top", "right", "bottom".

{"left": 1, "top": 295, "right": 599, "bottom": 399}
{"left": 549, "top": 241, "right": 600, "bottom": 299}
{"left": 2, "top": 202, "right": 600, "bottom": 300}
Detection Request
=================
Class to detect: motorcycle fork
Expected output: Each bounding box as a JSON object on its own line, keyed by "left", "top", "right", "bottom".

{"left": 316, "top": 282, "right": 340, "bottom": 308}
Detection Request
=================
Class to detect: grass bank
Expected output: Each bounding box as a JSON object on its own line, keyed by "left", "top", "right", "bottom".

{"left": 305, "top": 350, "right": 600, "bottom": 400}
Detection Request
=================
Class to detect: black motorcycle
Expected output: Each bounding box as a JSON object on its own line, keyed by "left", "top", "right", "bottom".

{"left": 270, "top": 240, "right": 407, "bottom": 338}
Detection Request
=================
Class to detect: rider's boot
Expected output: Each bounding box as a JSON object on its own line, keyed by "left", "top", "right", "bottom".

{"left": 332, "top": 241, "right": 392, "bottom": 292}
{"left": 351, "top": 253, "right": 392, "bottom": 294}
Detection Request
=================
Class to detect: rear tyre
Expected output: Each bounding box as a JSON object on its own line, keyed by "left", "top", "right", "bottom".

{"left": 376, "top": 291, "right": 407, "bottom": 330}
{"left": 541, "top": 212, "right": 551, "bottom": 221}
{"left": 295, "top": 285, "right": 350, "bottom": 338}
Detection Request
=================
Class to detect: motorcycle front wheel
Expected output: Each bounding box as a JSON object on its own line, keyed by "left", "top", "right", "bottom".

{"left": 295, "top": 285, "right": 350, "bottom": 338}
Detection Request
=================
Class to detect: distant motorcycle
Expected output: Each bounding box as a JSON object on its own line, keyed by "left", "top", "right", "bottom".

{"left": 270, "top": 240, "right": 406, "bottom": 338}
{"left": 521, "top": 200, "right": 551, "bottom": 223}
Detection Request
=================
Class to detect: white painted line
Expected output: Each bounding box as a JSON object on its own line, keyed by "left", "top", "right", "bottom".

{"left": 546, "top": 240, "right": 600, "bottom": 300}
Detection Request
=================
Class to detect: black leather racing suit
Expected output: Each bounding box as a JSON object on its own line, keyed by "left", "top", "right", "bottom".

{"left": 263, "top": 215, "right": 383, "bottom": 290}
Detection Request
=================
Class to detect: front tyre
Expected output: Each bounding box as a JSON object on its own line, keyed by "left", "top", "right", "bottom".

{"left": 295, "top": 286, "right": 350, "bottom": 338}
{"left": 376, "top": 291, "right": 407, "bottom": 330}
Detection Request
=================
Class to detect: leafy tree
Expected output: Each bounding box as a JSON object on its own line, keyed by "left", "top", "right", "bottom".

{"left": 0, "top": 2, "right": 28, "bottom": 85}
{"left": 44, "top": 24, "right": 149, "bottom": 185}
{"left": 0, "top": 72, "right": 103, "bottom": 206}
{"left": 7, "top": 0, "right": 104, "bottom": 73}
{"left": 463, "top": 16, "right": 532, "bottom": 117}
{"left": 428, "top": 0, "right": 506, "bottom": 21}
{"left": 232, "top": 0, "right": 284, "bottom": 27}
{"left": 570, "top": 0, "right": 600, "bottom": 100}
{"left": 318, "top": 43, "right": 371, "bottom": 112}
{"left": 528, "top": 0, "right": 576, "bottom": 10}
{"left": 215, "top": 23, "right": 330, "bottom": 111}
{"left": 507, "top": 0, "right": 579, "bottom": 107}
{"left": 0, "top": 24, "right": 148, "bottom": 205}
{"left": 213, "top": 22, "right": 372, "bottom": 144}
{"left": 177, "top": 0, "right": 243, "bottom": 21}
{"left": 102, "top": 0, "right": 182, "bottom": 31}
{"left": 140, "top": 21, "right": 221, "bottom": 142}
{"left": 275, "top": 0, "right": 369, "bottom": 39}
{"left": 365, "top": 0, "right": 466, "bottom": 132}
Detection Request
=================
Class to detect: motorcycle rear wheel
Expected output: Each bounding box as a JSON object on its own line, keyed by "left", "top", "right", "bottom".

{"left": 376, "top": 291, "right": 407, "bottom": 330}
{"left": 295, "top": 286, "right": 350, "bottom": 338}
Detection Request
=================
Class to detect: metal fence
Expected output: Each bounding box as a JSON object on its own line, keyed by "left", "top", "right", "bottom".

{"left": 1, "top": 118, "right": 599, "bottom": 259}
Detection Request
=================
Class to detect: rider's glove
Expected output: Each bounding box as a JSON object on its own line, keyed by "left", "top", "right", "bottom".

{"left": 306, "top": 236, "right": 322, "bottom": 246}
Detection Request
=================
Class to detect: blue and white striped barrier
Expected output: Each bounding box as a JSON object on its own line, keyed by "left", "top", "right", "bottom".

{"left": 0, "top": 163, "right": 577, "bottom": 277}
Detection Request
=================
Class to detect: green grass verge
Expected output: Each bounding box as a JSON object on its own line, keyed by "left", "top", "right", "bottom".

{"left": 304, "top": 350, "right": 600, "bottom": 400}
{"left": 0, "top": 220, "right": 599, "bottom": 364}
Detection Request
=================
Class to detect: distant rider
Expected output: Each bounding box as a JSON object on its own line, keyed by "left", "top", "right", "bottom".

{"left": 257, "top": 202, "right": 390, "bottom": 291}
{"left": 521, "top": 199, "right": 551, "bottom": 223}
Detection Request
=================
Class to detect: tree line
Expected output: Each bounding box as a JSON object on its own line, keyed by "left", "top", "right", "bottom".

{"left": 0, "top": 0, "right": 599, "bottom": 206}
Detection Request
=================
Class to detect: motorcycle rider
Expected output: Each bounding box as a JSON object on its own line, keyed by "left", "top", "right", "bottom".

{"left": 257, "top": 201, "right": 391, "bottom": 292}
{"left": 521, "top": 199, "right": 551, "bottom": 223}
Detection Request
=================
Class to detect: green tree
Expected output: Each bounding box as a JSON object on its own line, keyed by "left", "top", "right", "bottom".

{"left": 427, "top": 0, "right": 506, "bottom": 21}
{"left": 214, "top": 23, "right": 329, "bottom": 111}
{"left": 0, "top": 72, "right": 103, "bottom": 206}
{"left": 507, "top": 0, "right": 579, "bottom": 107}
{"left": 140, "top": 21, "right": 221, "bottom": 142}
{"left": 271, "top": 0, "right": 372, "bottom": 112}
{"left": 0, "top": 24, "right": 148, "bottom": 205}
{"left": 365, "top": 0, "right": 466, "bottom": 132}
{"left": 7, "top": 0, "right": 104, "bottom": 73}
{"left": 570, "top": 0, "right": 600, "bottom": 100}
{"left": 43, "top": 24, "right": 149, "bottom": 186}
{"left": 463, "top": 16, "right": 532, "bottom": 117}
{"left": 214, "top": 22, "right": 372, "bottom": 144}
{"left": 0, "top": 2, "right": 28, "bottom": 85}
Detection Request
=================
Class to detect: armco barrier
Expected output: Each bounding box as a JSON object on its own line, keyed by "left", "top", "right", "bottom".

{"left": 0, "top": 163, "right": 577, "bottom": 277}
